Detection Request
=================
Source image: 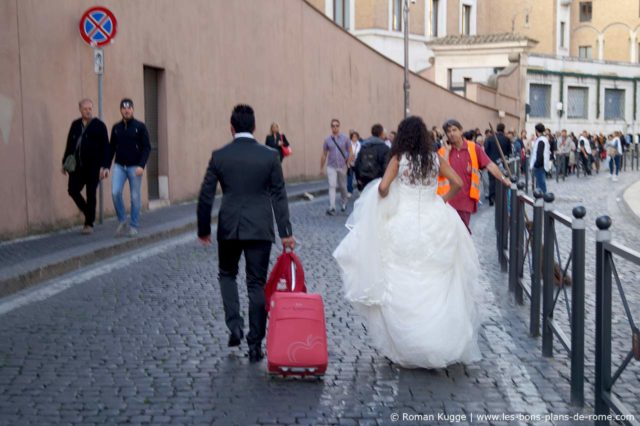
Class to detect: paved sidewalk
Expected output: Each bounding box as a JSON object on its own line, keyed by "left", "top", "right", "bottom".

{"left": 0, "top": 180, "right": 327, "bottom": 298}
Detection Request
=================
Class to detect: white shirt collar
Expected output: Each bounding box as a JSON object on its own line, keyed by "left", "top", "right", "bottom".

{"left": 234, "top": 132, "right": 255, "bottom": 140}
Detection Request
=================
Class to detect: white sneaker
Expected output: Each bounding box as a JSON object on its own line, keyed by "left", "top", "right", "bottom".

{"left": 127, "top": 227, "right": 139, "bottom": 237}
{"left": 612, "top": 176, "right": 619, "bottom": 182}
{"left": 115, "top": 221, "right": 128, "bottom": 237}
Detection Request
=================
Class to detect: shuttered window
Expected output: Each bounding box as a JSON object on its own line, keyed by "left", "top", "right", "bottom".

{"left": 567, "top": 87, "right": 588, "bottom": 119}
{"left": 529, "top": 84, "right": 551, "bottom": 118}
{"left": 604, "top": 89, "right": 625, "bottom": 120}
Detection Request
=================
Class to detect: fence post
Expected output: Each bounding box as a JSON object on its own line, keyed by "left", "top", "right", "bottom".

{"left": 509, "top": 176, "right": 519, "bottom": 295}
{"left": 495, "top": 174, "right": 502, "bottom": 235}
{"left": 542, "top": 192, "right": 555, "bottom": 357}
{"left": 501, "top": 182, "right": 509, "bottom": 272}
{"left": 595, "top": 216, "right": 613, "bottom": 423}
{"left": 524, "top": 154, "right": 530, "bottom": 194}
{"left": 530, "top": 189, "right": 544, "bottom": 337}
{"left": 515, "top": 180, "right": 526, "bottom": 305}
{"left": 571, "top": 206, "right": 586, "bottom": 407}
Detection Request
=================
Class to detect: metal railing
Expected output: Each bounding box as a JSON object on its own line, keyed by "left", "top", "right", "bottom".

{"left": 595, "top": 216, "right": 640, "bottom": 426}
{"left": 541, "top": 194, "right": 587, "bottom": 407}
{"left": 622, "top": 144, "right": 639, "bottom": 172}
{"left": 496, "top": 186, "right": 587, "bottom": 407}
{"left": 508, "top": 182, "right": 544, "bottom": 337}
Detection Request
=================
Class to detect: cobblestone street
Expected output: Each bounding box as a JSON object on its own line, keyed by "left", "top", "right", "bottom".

{"left": 0, "top": 170, "right": 639, "bottom": 425}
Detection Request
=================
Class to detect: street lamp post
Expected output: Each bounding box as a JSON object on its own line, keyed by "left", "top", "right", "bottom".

{"left": 403, "top": 0, "right": 410, "bottom": 118}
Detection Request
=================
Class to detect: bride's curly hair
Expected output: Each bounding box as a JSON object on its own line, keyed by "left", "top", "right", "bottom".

{"left": 389, "top": 116, "right": 436, "bottom": 184}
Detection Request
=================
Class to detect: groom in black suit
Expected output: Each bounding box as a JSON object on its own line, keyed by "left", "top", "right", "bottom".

{"left": 197, "top": 104, "right": 295, "bottom": 363}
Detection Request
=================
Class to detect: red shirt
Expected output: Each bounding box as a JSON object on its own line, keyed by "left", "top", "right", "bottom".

{"left": 447, "top": 141, "right": 491, "bottom": 213}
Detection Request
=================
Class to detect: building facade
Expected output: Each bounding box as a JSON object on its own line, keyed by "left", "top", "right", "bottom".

{"left": 308, "top": 0, "right": 477, "bottom": 71}
{"left": 526, "top": 54, "right": 639, "bottom": 136}
{"left": 319, "top": 0, "right": 639, "bottom": 136}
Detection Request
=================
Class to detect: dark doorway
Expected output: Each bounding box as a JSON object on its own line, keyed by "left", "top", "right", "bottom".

{"left": 143, "top": 66, "right": 161, "bottom": 199}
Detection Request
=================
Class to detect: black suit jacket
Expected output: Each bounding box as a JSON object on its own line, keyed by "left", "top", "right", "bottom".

{"left": 265, "top": 133, "right": 289, "bottom": 162}
{"left": 197, "top": 136, "right": 292, "bottom": 242}
{"left": 62, "top": 118, "right": 110, "bottom": 171}
{"left": 484, "top": 132, "right": 512, "bottom": 162}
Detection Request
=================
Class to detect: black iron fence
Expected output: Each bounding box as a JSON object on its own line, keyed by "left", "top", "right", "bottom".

{"left": 495, "top": 178, "right": 640, "bottom": 424}
{"left": 595, "top": 217, "right": 640, "bottom": 425}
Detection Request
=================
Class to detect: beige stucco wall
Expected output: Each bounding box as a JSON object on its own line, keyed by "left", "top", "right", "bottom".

{"left": 446, "top": 0, "right": 458, "bottom": 36}
{"left": 571, "top": 0, "right": 640, "bottom": 62}
{"left": 0, "top": 0, "right": 516, "bottom": 239}
{"left": 0, "top": 0, "right": 28, "bottom": 234}
{"left": 476, "top": 0, "right": 556, "bottom": 55}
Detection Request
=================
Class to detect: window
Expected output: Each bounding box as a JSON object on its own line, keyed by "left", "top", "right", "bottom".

{"left": 578, "top": 46, "right": 592, "bottom": 59}
{"left": 392, "top": 0, "right": 402, "bottom": 32}
{"left": 431, "top": 0, "right": 439, "bottom": 36}
{"left": 604, "top": 89, "right": 625, "bottom": 120}
{"left": 462, "top": 5, "right": 471, "bottom": 35}
{"left": 333, "top": 0, "right": 349, "bottom": 29}
{"left": 560, "top": 22, "right": 566, "bottom": 48}
{"left": 529, "top": 84, "right": 551, "bottom": 118}
{"left": 568, "top": 87, "right": 589, "bottom": 119}
{"left": 579, "top": 2, "right": 592, "bottom": 22}
{"left": 524, "top": 13, "right": 530, "bottom": 27}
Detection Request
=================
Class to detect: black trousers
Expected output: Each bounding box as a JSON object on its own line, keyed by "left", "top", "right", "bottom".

{"left": 217, "top": 239, "right": 272, "bottom": 347}
{"left": 67, "top": 166, "right": 100, "bottom": 227}
{"left": 488, "top": 174, "right": 496, "bottom": 202}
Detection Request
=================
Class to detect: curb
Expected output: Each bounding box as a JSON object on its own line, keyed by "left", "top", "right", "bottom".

{"left": 0, "top": 187, "right": 328, "bottom": 298}
{"left": 620, "top": 179, "right": 640, "bottom": 228}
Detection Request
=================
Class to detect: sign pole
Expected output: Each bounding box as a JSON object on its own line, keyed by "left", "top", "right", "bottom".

{"left": 95, "top": 48, "right": 104, "bottom": 225}
{"left": 79, "top": 6, "right": 117, "bottom": 226}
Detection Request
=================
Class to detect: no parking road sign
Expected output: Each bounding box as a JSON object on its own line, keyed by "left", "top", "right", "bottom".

{"left": 79, "top": 6, "right": 117, "bottom": 47}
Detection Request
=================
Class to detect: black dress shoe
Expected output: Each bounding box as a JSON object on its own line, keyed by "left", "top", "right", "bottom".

{"left": 248, "top": 346, "right": 264, "bottom": 363}
{"left": 228, "top": 327, "right": 243, "bottom": 347}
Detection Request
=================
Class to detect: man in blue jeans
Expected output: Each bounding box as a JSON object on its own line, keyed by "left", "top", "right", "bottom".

{"left": 109, "top": 98, "right": 151, "bottom": 237}
{"left": 530, "top": 122, "right": 550, "bottom": 194}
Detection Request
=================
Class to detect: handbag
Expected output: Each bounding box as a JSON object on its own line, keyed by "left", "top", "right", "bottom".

{"left": 264, "top": 248, "right": 307, "bottom": 311}
{"left": 63, "top": 118, "right": 92, "bottom": 173}
{"left": 279, "top": 134, "right": 292, "bottom": 157}
{"left": 63, "top": 154, "right": 77, "bottom": 173}
{"left": 281, "top": 143, "right": 292, "bottom": 157}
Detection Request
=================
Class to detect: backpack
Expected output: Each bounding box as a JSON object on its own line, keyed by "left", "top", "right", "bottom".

{"left": 356, "top": 144, "right": 382, "bottom": 183}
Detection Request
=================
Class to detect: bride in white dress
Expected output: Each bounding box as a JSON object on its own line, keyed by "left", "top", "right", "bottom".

{"left": 333, "top": 116, "right": 484, "bottom": 369}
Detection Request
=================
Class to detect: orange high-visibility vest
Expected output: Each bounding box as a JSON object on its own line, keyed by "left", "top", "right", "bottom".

{"left": 437, "top": 140, "right": 481, "bottom": 201}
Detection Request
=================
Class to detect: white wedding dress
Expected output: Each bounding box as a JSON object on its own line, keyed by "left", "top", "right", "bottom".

{"left": 333, "top": 154, "right": 484, "bottom": 369}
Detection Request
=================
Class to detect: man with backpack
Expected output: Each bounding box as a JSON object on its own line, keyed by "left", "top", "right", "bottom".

{"left": 354, "top": 123, "right": 390, "bottom": 191}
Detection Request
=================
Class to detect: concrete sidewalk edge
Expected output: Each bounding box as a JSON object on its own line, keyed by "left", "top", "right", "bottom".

{"left": 0, "top": 186, "right": 328, "bottom": 299}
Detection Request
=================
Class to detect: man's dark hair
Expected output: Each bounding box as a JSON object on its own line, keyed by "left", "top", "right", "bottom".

{"left": 463, "top": 130, "right": 476, "bottom": 141}
{"left": 442, "top": 119, "right": 463, "bottom": 133}
{"left": 497, "top": 123, "right": 505, "bottom": 132}
{"left": 535, "top": 123, "right": 546, "bottom": 134}
{"left": 230, "top": 104, "right": 255, "bottom": 133}
{"left": 371, "top": 123, "right": 384, "bottom": 137}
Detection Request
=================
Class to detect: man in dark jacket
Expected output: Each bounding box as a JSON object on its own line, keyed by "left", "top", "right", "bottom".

{"left": 109, "top": 98, "right": 151, "bottom": 237}
{"left": 62, "top": 98, "right": 111, "bottom": 234}
{"left": 483, "top": 123, "right": 512, "bottom": 205}
{"left": 197, "top": 104, "right": 295, "bottom": 363}
{"left": 354, "top": 123, "right": 390, "bottom": 190}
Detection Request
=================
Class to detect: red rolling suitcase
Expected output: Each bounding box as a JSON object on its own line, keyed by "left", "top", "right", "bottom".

{"left": 264, "top": 250, "right": 328, "bottom": 377}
